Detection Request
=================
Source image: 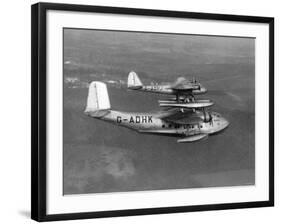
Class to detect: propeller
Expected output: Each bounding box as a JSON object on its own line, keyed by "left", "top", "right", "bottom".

{"left": 192, "top": 77, "right": 197, "bottom": 83}
{"left": 191, "top": 77, "right": 202, "bottom": 91}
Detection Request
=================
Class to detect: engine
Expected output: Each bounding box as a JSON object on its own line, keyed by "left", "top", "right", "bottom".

{"left": 201, "top": 111, "right": 212, "bottom": 122}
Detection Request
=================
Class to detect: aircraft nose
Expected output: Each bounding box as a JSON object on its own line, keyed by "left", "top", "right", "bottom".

{"left": 221, "top": 118, "right": 229, "bottom": 130}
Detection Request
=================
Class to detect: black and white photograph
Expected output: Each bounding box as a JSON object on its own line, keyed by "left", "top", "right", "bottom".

{"left": 63, "top": 28, "right": 255, "bottom": 195}
{"left": 30, "top": 2, "right": 274, "bottom": 222}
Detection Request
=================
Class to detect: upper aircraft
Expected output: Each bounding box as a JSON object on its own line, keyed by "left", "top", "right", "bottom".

{"left": 85, "top": 81, "right": 229, "bottom": 143}
{"left": 127, "top": 71, "right": 207, "bottom": 101}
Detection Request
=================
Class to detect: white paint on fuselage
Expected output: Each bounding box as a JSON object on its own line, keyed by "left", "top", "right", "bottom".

{"left": 101, "top": 110, "right": 164, "bottom": 130}
{"left": 100, "top": 110, "right": 229, "bottom": 137}
{"left": 141, "top": 85, "right": 173, "bottom": 94}
{"left": 140, "top": 85, "right": 207, "bottom": 95}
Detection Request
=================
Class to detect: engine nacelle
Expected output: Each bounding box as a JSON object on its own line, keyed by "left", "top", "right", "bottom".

{"left": 202, "top": 111, "right": 212, "bottom": 122}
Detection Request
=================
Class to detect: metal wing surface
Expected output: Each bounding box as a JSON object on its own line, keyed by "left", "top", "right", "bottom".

{"left": 170, "top": 77, "right": 197, "bottom": 91}
{"left": 156, "top": 108, "right": 203, "bottom": 125}
{"left": 159, "top": 100, "right": 214, "bottom": 109}
{"left": 171, "top": 83, "right": 194, "bottom": 91}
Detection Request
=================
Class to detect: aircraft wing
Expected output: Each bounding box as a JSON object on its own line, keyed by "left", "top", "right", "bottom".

{"left": 166, "top": 116, "right": 203, "bottom": 125}
{"left": 156, "top": 108, "right": 204, "bottom": 125}
{"left": 171, "top": 83, "right": 195, "bottom": 91}
{"left": 159, "top": 100, "right": 214, "bottom": 109}
{"left": 170, "top": 77, "right": 199, "bottom": 91}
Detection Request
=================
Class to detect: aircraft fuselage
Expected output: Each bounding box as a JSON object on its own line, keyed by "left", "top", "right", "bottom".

{"left": 98, "top": 110, "right": 229, "bottom": 136}
{"left": 133, "top": 85, "right": 207, "bottom": 95}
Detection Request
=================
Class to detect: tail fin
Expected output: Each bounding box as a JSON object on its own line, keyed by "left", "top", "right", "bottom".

{"left": 85, "top": 81, "right": 111, "bottom": 117}
{"left": 127, "top": 71, "right": 143, "bottom": 89}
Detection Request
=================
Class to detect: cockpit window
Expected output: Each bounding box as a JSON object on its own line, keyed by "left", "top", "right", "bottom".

{"left": 213, "top": 113, "right": 220, "bottom": 117}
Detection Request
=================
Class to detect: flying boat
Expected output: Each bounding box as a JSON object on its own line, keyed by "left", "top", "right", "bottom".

{"left": 85, "top": 81, "right": 229, "bottom": 143}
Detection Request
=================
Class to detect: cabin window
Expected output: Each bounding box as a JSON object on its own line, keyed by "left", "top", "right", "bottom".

{"left": 162, "top": 124, "right": 165, "bottom": 128}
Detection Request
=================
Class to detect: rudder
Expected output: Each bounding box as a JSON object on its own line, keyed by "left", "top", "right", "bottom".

{"left": 127, "top": 71, "right": 142, "bottom": 89}
{"left": 85, "top": 81, "right": 111, "bottom": 117}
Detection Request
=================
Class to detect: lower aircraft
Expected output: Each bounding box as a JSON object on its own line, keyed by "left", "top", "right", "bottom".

{"left": 84, "top": 81, "right": 229, "bottom": 143}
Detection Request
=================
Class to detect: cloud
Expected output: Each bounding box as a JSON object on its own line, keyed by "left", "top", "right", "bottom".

{"left": 103, "top": 149, "right": 135, "bottom": 179}
{"left": 64, "top": 144, "right": 136, "bottom": 194}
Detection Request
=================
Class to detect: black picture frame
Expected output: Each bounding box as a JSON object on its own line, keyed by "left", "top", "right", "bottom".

{"left": 31, "top": 2, "right": 274, "bottom": 222}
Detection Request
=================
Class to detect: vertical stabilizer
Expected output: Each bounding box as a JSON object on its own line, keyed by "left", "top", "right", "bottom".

{"left": 127, "top": 71, "right": 143, "bottom": 89}
{"left": 85, "top": 82, "right": 111, "bottom": 117}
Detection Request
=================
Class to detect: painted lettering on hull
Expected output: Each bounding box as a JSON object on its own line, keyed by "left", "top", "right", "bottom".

{"left": 117, "top": 116, "right": 153, "bottom": 123}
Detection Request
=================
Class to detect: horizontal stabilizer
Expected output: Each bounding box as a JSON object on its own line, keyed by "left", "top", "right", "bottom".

{"left": 177, "top": 134, "right": 208, "bottom": 143}
{"left": 86, "top": 110, "right": 110, "bottom": 118}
